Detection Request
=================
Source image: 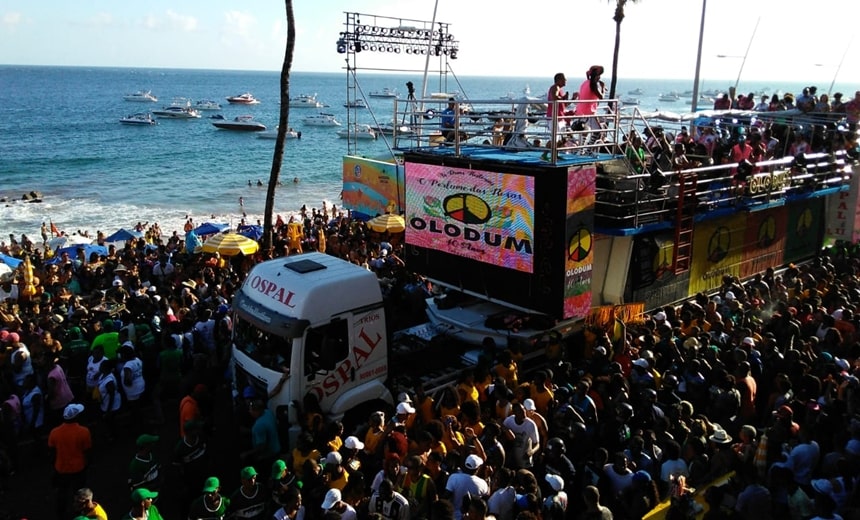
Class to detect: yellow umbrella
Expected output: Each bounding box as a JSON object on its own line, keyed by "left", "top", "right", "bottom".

{"left": 367, "top": 214, "right": 406, "bottom": 233}
{"left": 201, "top": 232, "right": 259, "bottom": 256}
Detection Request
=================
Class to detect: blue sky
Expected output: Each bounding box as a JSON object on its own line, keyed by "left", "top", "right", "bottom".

{"left": 1, "top": 0, "right": 857, "bottom": 84}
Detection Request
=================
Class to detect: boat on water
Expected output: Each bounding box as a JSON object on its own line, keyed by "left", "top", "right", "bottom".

{"left": 289, "top": 94, "right": 323, "bottom": 108}
{"left": 658, "top": 93, "right": 680, "bottom": 102}
{"left": 211, "top": 115, "right": 266, "bottom": 131}
{"left": 620, "top": 97, "right": 640, "bottom": 106}
{"left": 336, "top": 124, "right": 377, "bottom": 140}
{"left": 123, "top": 90, "right": 158, "bottom": 102}
{"left": 627, "top": 88, "right": 644, "bottom": 95}
{"left": 369, "top": 87, "right": 398, "bottom": 98}
{"left": 119, "top": 113, "right": 156, "bottom": 126}
{"left": 500, "top": 85, "right": 532, "bottom": 100}
{"left": 152, "top": 99, "right": 201, "bottom": 119}
{"left": 257, "top": 127, "right": 300, "bottom": 140}
{"left": 302, "top": 113, "right": 341, "bottom": 126}
{"left": 194, "top": 99, "right": 222, "bottom": 111}
{"left": 371, "top": 122, "right": 415, "bottom": 136}
{"left": 225, "top": 92, "right": 261, "bottom": 105}
{"left": 343, "top": 99, "right": 367, "bottom": 109}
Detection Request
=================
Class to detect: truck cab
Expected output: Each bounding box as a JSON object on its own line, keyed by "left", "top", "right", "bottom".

{"left": 231, "top": 253, "right": 392, "bottom": 443}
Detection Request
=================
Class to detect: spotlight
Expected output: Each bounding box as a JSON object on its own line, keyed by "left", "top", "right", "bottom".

{"left": 434, "top": 45, "right": 441, "bottom": 56}
{"left": 419, "top": 48, "right": 427, "bottom": 55}
{"left": 361, "top": 43, "right": 369, "bottom": 51}
{"left": 371, "top": 26, "right": 379, "bottom": 33}
{"left": 380, "top": 28, "right": 388, "bottom": 35}
{"left": 357, "top": 25, "right": 365, "bottom": 33}
{"left": 394, "top": 47, "right": 401, "bottom": 54}
{"left": 450, "top": 49, "right": 458, "bottom": 59}
{"left": 405, "top": 48, "right": 412, "bottom": 54}
{"left": 336, "top": 39, "right": 346, "bottom": 54}
{"left": 386, "top": 46, "right": 394, "bottom": 53}
{"left": 370, "top": 44, "right": 377, "bottom": 52}
{"left": 355, "top": 43, "right": 362, "bottom": 53}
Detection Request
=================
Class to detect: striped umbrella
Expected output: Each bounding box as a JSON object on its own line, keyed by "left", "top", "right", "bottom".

{"left": 201, "top": 232, "right": 259, "bottom": 256}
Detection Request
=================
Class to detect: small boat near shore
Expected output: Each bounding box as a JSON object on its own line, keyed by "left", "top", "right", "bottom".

{"left": 195, "top": 99, "right": 222, "bottom": 111}
{"left": 289, "top": 94, "right": 323, "bottom": 108}
{"left": 257, "top": 127, "right": 300, "bottom": 139}
{"left": 658, "top": 93, "right": 680, "bottom": 102}
{"left": 303, "top": 113, "right": 340, "bottom": 126}
{"left": 627, "top": 88, "right": 644, "bottom": 95}
{"left": 620, "top": 97, "right": 640, "bottom": 106}
{"left": 152, "top": 100, "right": 201, "bottom": 119}
{"left": 119, "top": 113, "right": 156, "bottom": 126}
{"left": 343, "top": 99, "right": 367, "bottom": 109}
{"left": 212, "top": 115, "right": 266, "bottom": 131}
{"left": 369, "top": 88, "right": 399, "bottom": 98}
{"left": 226, "top": 92, "right": 260, "bottom": 105}
{"left": 123, "top": 90, "right": 158, "bottom": 102}
{"left": 336, "top": 124, "right": 377, "bottom": 140}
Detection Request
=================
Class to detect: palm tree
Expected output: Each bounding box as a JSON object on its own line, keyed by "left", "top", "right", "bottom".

{"left": 262, "top": 0, "right": 296, "bottom": 255}
{"left": 607, "top": 0, "right": 639, "bottom": 101}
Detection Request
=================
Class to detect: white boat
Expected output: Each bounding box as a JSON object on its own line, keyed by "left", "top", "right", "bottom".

{"left": 658, "top": 93, "right": 680, "bottom": 102}
{"left": 225, "top": 92, "right": 260, "bottom": 105}
{"left": 500, "top": 85, "right": 532, "bottom": 100}
{"left": 620, "top": 97, "right": 640, "bottom": 106}
{"left": 152, "top": 100, "right": 201, "bottom": 119}
{"left": 627, "top": 88, "right": 645, "bottom": 95}
{"left": 123, "top": 90, "right": 158, "bottom": 102}
{"left": 336, "top": 124, "right": 377, "bottom": 140}
{"left": 372, "top": 122, "right": 415, "bottom": 136}
{"left": 302, "top": 113, "right": 341, "bottom": 126}
{"left": 369, "top": 88, "right": 399, "bottom": 98}
{"left": 119, "top": 113, "right": 156, "bottom": 126}
{"left": 289, "top": 94, "right": 323, "bottom": 108}
{"left": 194, "top": 99, "right": 222, "bottom": 111}
{"left": 257, "top": 127, "right": 301, "bottom": 140}
{"left": 343, "top": 99, "right": 367, "bottom": 109}
{"left": 211, "top": 115, "right": 266, "bottom": 131}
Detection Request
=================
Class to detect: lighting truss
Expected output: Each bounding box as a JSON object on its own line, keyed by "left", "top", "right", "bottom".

{"left": 336, "top": 13, "right": 459, "bottom": 58}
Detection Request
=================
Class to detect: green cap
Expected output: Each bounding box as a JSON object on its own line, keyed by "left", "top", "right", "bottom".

{"left": 271, "top": 459, "right": 287, "bottom": 479}
{"left": 136, "top": 433, "right": 160, "bottom": 447}
{"left": 202, "top": 476, "right": 220, "bottom": 493}
{"left": 240, "top": 466, "right": 258, "bottom": 480}
{"left": 131, "top": 488, "right": 158, "bottom": 502}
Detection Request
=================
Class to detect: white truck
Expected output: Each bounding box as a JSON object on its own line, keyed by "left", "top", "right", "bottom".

{"left": 231, "top": 252, "right": 574, "bottom": 443}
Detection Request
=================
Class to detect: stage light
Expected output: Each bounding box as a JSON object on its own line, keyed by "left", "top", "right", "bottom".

{"left": 394, "top": 47, "right": 401, "bottom": 54}
{"left": 370, "top": 45, "right": 377, "bottom": 51}
{"left": 371, "top": 26, "right": 379, "bottom": 33}
{"left": 450, "top": 49, "right": 458, "bottom": 59}
{"left": 355, "top": 43, "right": 362, "bottom": 53}
{"left": 386, "top": 46, "right": 394, "bottom": 53}
{"left": 336, "top": 39, "right": 347, "bottom": 54}
{"left": 357, "top": 25, "right": 365, "bottom": 33}
{"left": 434, "top": 45, "right": 441, "bottom": 56}
{"left": 405, "top": 47, "right": 412, "bottom": 54}
{"left": 380, "top": 28, "right": 388, "bottom": 35}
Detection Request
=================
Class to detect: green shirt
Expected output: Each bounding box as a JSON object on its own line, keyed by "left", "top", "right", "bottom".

{"left": 92, "top": 332, "right": 120, "bottom": 360}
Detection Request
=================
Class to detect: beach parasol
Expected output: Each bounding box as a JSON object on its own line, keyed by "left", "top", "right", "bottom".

{"left": 237, "top": 225, "right": 264, "bottom": 241}
{"left": 201, "top": 233, "right": 259, "bottom": 256}
{"left": 366, "top": 214, "right": 406, "bottom": 233}
{"left": 104, "top": 228, "right": 144, "bottom": 243}
{"left": 46, "top": 244, "right": 109, "bottom": 264}
{"left": 47, "top": 234, "right": 91, "bottom": 251}
{"left": 193, "top": 222, "right": 229, "bottom": 236}
{"left": 0, "top": 253, "right": 23, "bottom": 269}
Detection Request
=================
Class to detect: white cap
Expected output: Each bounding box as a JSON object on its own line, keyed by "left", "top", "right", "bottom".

{"left": 325, "top": 451, "right": 342, "bottom": 466}
{"left": 742, "top": 337, "right": 755, "bottom": 347}
{"left": 523, "top": 398, "right": 536, "bottom": 411}
{"left": 112, "top": 279, "right": 123, "bottom": 287}
{"left": 594, "top": 346, "right": 607, "bottom": 356}
{"left": 63, "top": 403, "right": 84, "bottom": 420}
{"left": 321, "top": 488, "right": 342, "bottom": 510}
{"left": 725, "top": 291, "right": 735, "bottom": 301}
{"left": 344, "top": 436, "right": 364, "bottom": 450}
{"left": 396, "top": 402, "right": 415, "bottom": 415}
{"left": 632, "top": 358, "right": 649, "bottom": 368}
{"left": 654, "top": 311, "right": 667, "bottom": 322}
{"left": 545, "top": 474, "right": 564, "bottom": 491}
{"left": 397, "top": 391, "right": 413, "bottom": 403}
{"left": 464, "top": 454, "right": 483, "bottom": 470}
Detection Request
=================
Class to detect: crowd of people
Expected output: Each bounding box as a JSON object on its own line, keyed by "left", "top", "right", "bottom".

{"left": 5, "top": 203, "right": 860, "bottom": 519}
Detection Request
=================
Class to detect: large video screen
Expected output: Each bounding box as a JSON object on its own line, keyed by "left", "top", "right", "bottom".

{"left": 404, "top": 162, "right": 535, "bottom": 273}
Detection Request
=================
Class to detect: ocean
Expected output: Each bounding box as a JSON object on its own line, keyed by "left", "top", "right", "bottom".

{"left": 0, "top": 65, "right": 838, "bottom": 241}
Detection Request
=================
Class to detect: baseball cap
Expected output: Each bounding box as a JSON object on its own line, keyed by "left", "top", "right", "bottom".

{"left": 326, "top": 451, "right": 343, "bottom": 466}
{"left": 464, "top": 454, "right": 483, "bottom": 470}
{"left": 202, "top": 476, "right": 220, "bottom": 493}
{"left": 240, "top": 466, "right": 257, "bottom": 480}
{"left": 545, "top": 474, "right": 564, "bottom": 491}
{"left": 271, "top": 459, "right": 287, "bottom": 479}
{"left": 396, "top": 401, "right": 415, "bottom": 415}
{"left": 130, "top": 488, "right": 158, "bottom": 502}
{"left": 63, "top": 403, "right": 85, "bottom": 421}
{"left": 397, "top": 391, "right": 413, "bottom": 403}
{"left": 654, "top": 311, "right": 667, "bottom": 322}
{"left": 321, "top": 488, "right": 342, "bottom": 510}
{"left": 136, "top": 434, "right": 159, "bottom": 447}
{"left": 344, "top": 436, "right": 365, "bottom": 450}
{"left": 632, "top": 358, "right": 649, "bottom": 368}
{"left": 742, "top": 337, "right": 755, "bottom": 347}
{"left": 523, "top": 398, "right": 537, "bottom": 411}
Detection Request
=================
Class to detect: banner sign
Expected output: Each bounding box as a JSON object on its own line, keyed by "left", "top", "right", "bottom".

{"left": 825, "top": 174, "right": 860, "bottom": 246}
{"left": 739, "top": 207, "right": 787, "bottom": 279}
{"left": 563, "top": 166, "right": 595, "bottom": 319}
{"left": 785, "top": 198, "right": 824, "bottom": 264}
{"left": 688, "top": 213, "right": 746, "bottom": 295}
{"left": 342, "top": 156, "right": 404, "bottom": 217}
{"left": 405, "top": 162, "right": 535, "bottom": 273}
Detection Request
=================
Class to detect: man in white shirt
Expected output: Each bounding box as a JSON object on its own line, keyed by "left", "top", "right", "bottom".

{"left": 502, "top": 401, "right": 540, "bottom": 469}
{"left": 445, "top": 455, "right": 490, "bottom": 520}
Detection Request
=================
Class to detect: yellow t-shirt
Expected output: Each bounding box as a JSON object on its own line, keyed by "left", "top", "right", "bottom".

{"left": 293, "top": 448, "right": 321, "bottom": 479}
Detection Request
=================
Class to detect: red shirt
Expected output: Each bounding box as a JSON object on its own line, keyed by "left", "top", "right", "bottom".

{"left": 48, "top": 422, "right": 92, "bottom": 473}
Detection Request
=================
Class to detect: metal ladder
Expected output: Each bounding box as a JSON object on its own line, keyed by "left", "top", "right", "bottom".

{"left": 673, "top": 170, "right": 697, "bottom": 274}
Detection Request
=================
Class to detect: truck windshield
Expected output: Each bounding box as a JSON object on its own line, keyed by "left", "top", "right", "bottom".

{"left": 233, "top": 314, "right": 293, "bottom": 373}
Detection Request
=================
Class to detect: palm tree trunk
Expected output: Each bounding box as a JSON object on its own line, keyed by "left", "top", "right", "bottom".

{"left": 262, "top": 0, "right": 296, "bottom": 255}
{"left": 609, "top": 4, "right": 624, "bottom": 100}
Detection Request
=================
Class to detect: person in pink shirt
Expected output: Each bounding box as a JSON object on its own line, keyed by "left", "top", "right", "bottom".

{"left": 574, "top": 65, "right": 606, "bottom": 144}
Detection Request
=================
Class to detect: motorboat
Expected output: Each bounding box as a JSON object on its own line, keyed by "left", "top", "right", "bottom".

{"left": 225, "top": 92, "right": 261, "bottom": 105}
{"left": 194, "top": 99, "right": 222, "bottom": 111}
{"left": 257, "top": 127, "right": 300, "bottom": 139}
{"left": 369, "top": 88, "right": 399, "bottom": 98}
{"left": 211, "top": 115, "right": 266, "bottom": 131}
{"left": 500, "top": 85, "right": 532, "bottom": 100}
{"left": 123, "top": 90, "right": 158, "bottom": 102}
{"left": 336, "top": 124, "right": 377, "bottom": 140}
{"left": 302, "top": 113, "right": 341, "bottom": 126}
{"left": 627, "top": 88, "right": 645, "bottom": 95}
{"left": 620, "top": 97, "right": 640, "bottom": 106}
{"left": 289, "top": 94, "right": 323, "bottom": 108}
{"left": 658, "top": 93, "right": 680, "bottom": 102}
{"left": 372, "top": 122, "right": 415, "bottom": 136}
{"left": 119, "top": 113, "right": 156, "bottom": 125}
{"left": 343, "top": 99, "right": 367, "bottom": 109}
{"left": 152, "top": 100, "right": 201, "bottom": 119}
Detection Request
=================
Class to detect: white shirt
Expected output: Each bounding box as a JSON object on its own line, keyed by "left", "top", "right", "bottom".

{"left": 122, "top": 357, "right": 146, "bottom": 400}
{"left": 488, "top": 486, "right": 517, "bottom": 520}
{"left": 502, "top": 415, "right": 540, "bottom": 468}
{"left": 445, "top": 472, "right": 489, "bottom": 520}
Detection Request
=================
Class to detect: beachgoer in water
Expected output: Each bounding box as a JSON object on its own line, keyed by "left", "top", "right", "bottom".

{"left": 248, "top": 180, "right": 252, "bottom": 187}
{"left": 256, "top": 180, "right": 263, "bottom": 186}
{"left": 239, "top": 197, "right": 244, "bottom": 208}
{"left": 293, "top": 177, "right": 299, "bottom": 184}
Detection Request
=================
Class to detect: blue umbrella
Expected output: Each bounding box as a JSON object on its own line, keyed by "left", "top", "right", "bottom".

{"left": 47, "top": 244, "right": 109, "bottom": 264}
{"left": 193, "top": 222, "right": 229, "bottom": 236}
{"left": 104, "top": 228, "right": 144, "bottom": 243}
{"left": 0, "top": 253, "right": 22, "bottom": 269}
{"left": 185, "top": 230, "right": 202, "bottom": 253}
{"left": 237, "top": 225, "right": 263, "bottom": 241}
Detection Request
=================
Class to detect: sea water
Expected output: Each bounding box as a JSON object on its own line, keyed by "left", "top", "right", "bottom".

{"left": 0, "top": 65, "right": 827, "bottom": 240}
